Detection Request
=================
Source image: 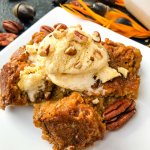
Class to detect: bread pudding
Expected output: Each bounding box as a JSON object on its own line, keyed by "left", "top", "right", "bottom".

{"left": 0, "top": 23, "right": 142, "bottom": 150}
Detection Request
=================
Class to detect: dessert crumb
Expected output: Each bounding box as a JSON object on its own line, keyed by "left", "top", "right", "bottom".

{"left": 92, "top": 98, "right": 99, "bottom": 104}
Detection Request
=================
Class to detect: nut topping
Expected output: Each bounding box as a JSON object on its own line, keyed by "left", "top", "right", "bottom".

{"left": 92, "top": 31, "right": 101, "bottom": 43}
{"left": 31, "top": 32, "right": 47, "bottom": 44}
{"left": 74, "top": 30, "right": 88, "bottom": 43}
{"left": 65, "top": 46, "right": 77, "bottom": 56}
{"left": 94, "top": 50, "right": 103, "bottom": 59}
{"left": 40, "top": 25, "right": 54, "bottom": 34}
{"left": 74, "top": 62, "right": 82, "bottom": 69}
{"left": 90, "top": 56, "right": 94, "bottom": 61}
{"left": 0, "top": 33, "right": 17, "bottom": 46}
{"left": 103, "top": 99, "right": 136, "bottom": 130}
{"left": 39, "top": 45, "right": 50, "bottom": 56}
{"left": 53, "top": 23, "right": 68, "bottom": 30}
{"left": 53, "top": 31, "right": 67, "bottom": 39}
{"left": 2, "top": 20, "right": 24, "bottom": 34}
{"left": 53, "top": 23, "right": 67, "bottom": 39}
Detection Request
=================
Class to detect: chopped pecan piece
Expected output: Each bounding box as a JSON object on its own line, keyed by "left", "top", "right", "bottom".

{"left": 94, "top": 50, "right": 103, "bottom": 59}
{"left": 74, "top": 30, "right": 88, "bottom": 43}
{"left": 103, "top": 99, "right": 136, "bottom": 130}
{"left": 0, "top": 33, "right": 17, "bottom": 46}
{"left": 40, "top": 25, "right": 54, "bottom": 34}
{"left": 92, "top": 31, "right": 101, "bottom": 43}
{"left": 65, "top": 46, "right": 77, "bottom": 56}
{"left": 74, "top": 61, "right": 82, "bottom": 69}
{"left": 31, "top": 32, "right": 47, "bottom": 44}
{"left": 90, "top": 56, "right": 94, "bottom": 61}
{"left": 39, "top": 45, "right": 50, "bottom": 56}
{"left": 53, "top": 23, "right": 68, "bottom": 30}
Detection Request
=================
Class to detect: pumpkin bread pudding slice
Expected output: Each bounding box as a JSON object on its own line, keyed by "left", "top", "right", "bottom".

{"left": 33, "top": 92, "right": 106, "bottom": 150}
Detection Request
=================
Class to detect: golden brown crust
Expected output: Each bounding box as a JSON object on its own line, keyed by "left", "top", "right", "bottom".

{"left": 0, "top": 38, "right": 53, "bottom": 109}
{"left": 102, "top": 38, "right": 142, "bottom": 76}
{"left": 33, "top": 93, "right": 106, "bottom": 150}
{"left": 0, "top": 47, "right": 29, "bottom": 109}
{"left": 102, "top": 76, "right": 140, "bottom": 100}
{"left": 101, "top": 38, "right": 142, "bottom": 103}
{"left": 81, "top": 39, "right": 142, "bottom": 115}
{"left": 10, "top": 46, "right": 29, "bottom": 61}
{"left": 0, "top": 32, "right": 50, "bottom": 109}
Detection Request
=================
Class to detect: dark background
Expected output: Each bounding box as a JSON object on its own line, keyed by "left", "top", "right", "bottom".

{"left": 0, "top": 0, "right": 55, "bottom": 51}
{"left": 0, "top": 0, "right": 150, "bottom": 51}
{"left": 0, "top": 0, "right": 54, "bottom": 29}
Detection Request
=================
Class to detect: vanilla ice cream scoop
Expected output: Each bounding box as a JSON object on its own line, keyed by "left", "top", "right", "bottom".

{"left": 37, "top": 25, "right": 120, "bottom": 91}
{"left": 38, "top": 26, "right": 108, "bottom": 74}
{"left": 19, "top": 24, "right": 121, "bottom": 95}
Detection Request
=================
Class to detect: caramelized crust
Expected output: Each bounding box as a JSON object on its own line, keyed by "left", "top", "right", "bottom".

{"left": 33, "top": 93, "right": 106, "bottom": 150}
{"left": 0, "top": 47, "right": 29, "bottom": 109}
{"left": 102, "top": 38, "right": 142, "bottom": 76}
{"left": 0, "top": 33, "right": 50, "bottom": 109}
{"left": 100, "top": 39, "right": 142, "bottom": 104}
{"left": 102, "top": 76, "right": 140, "bottom": 102}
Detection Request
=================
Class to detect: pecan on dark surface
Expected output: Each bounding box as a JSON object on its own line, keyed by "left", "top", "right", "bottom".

{"left": 0, "top": 33, "right": 17, "bottom": 46}
{"left": 2, "top": 20, "right": 24, "bottom": 34}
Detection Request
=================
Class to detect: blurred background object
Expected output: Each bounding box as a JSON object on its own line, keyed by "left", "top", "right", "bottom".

{"left": 0, "top": 0, "right": 150, "bottom": 50}
{"left": 12, "top": 3, "right": 36, "bottom": 22}
{"left": 62, "top": 0, "right": 150, "bottom": 39}
{"left": 125, "top": 0, "right": 150, "bottom": 30}
{"left": 0, "top": 0, "right": 54, "bottom": 50}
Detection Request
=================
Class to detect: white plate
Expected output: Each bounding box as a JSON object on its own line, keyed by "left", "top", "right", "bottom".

{"left": 0, "top": 7, "right": 150, "bottom": 150}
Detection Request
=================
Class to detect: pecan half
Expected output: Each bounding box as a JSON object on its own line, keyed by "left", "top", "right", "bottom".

{"left": 65, "top": 46, "right": 77, "bottom": 56}
{"left": 2, "top": 20, "right": 24, "bottom": 34}
{"left": 53, "top": 23, "right": 68, "bottom": 30}
{"left": 31, "top": 32, "right": 47, "bottom": 44}
{"left": 0, "top": 33, "right": 17, "bottom": 46}
{"left": 40, "top": 25, "right": 54, "bottom": 34}
{"left": 74, "top": 30, "right": 88, "bottom": 43}
{"left": 103, "top": 99, "right": 136, "bottom": 130}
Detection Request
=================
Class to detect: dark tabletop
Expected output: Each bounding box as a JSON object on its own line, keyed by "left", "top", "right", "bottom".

{"left": 0, "top": 0, "right": 150, "bottom": 51}
{"left": 0, "top": 0, "right": 55, "bottom": 51}
{"left": 0, "top": 0, "right": 54, "bottom": 29}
